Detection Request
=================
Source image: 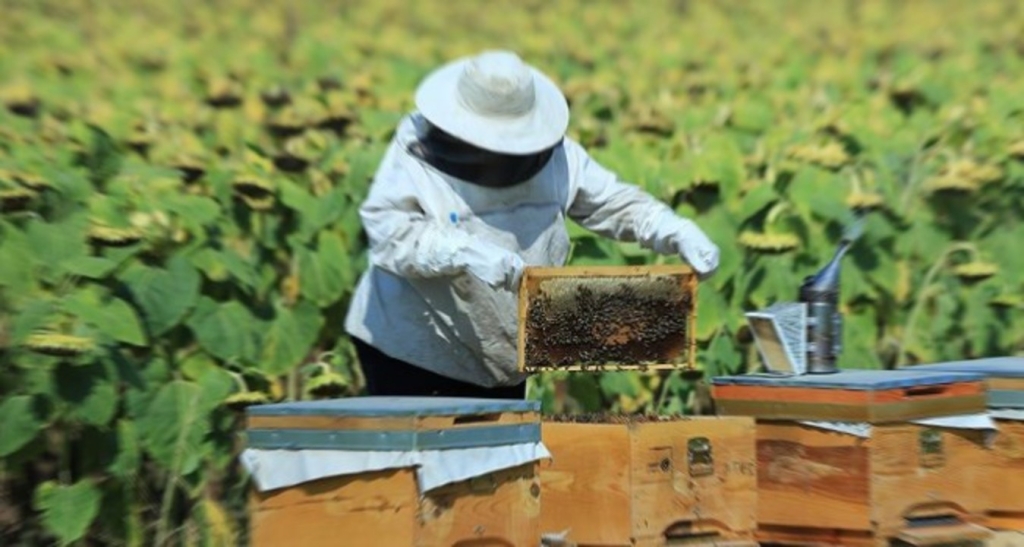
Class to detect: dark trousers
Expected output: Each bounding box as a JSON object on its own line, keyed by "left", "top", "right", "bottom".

{"left": 352, "top": 337, "right": 526, "bottom": 400}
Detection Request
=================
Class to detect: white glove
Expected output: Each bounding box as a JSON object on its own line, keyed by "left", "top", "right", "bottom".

{"left": 672, "top": 218, "right": 720, "bottom": 279}
{"left": 639, "top": 207, "right": 719, "bottom": 279}
{"left": 457, "top": 239, "right": 526, "bottom": 292}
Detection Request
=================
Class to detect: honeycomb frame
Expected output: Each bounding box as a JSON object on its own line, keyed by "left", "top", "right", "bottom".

{"left": 517, "top": 265, "right": 699, "bottom": 373}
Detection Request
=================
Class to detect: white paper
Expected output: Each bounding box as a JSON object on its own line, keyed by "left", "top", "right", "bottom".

{"left": 240, "top": 441, "right": 551, "bottom": 494}
{"left": 240, "top": 448, "right": 420, "bottom": 492}
{"left": 799, "top": 420, "right": 873, "bottom": 438}
{"left": 912, "top": 412, "right": 996, "bottom": 431}
{"left": 991, "top": 408, "right": 1024, "bottom": 421}
{"left": 800, "top": 412, "right": 999, "bottom": 439}
{"left": 414, "top": 442, "right": 551, "bottom": 493}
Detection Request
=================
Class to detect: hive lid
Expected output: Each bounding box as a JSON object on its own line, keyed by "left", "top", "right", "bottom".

{"left": 244, "top": 396, "right": 541, "bottom": 451}
{"left": 711, "top": 369, "right": 984, "bottom": 390}
{"left": 710, "top": 370, "right": 988, "bottom": 423}
{"left": 899, "top": 357, "right": 1024, "bottom": 409}
{"left": 898, "top": 357, "right": 1024, "bottom": 378}
{"left": 245, "top": 396, "right": 539, "bottom": 417}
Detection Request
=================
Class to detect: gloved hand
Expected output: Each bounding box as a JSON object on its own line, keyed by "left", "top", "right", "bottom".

{"left": 672, "top": 218, "right": 720, "bottom": 279}
{"left": 457, "top": 239, "right": 526, "bottom": 292}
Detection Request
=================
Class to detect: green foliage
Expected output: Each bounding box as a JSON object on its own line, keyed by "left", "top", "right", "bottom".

{"left": 32, "top": 480, "right": 102, "bottom": 546}
{"left": 122, "top": 255, "right": 202, "bottom": 337}
{"left": 139, "top": 380, "right": 211, "bottom": 476}
{"left": 1, "top": 0, "right": 1023, "bottom": 544}
{"left": 260, "top": 300, "right": 325, "bottom": 375}
{"left": 0, "top": 396, "right": 44, "bottom": 457}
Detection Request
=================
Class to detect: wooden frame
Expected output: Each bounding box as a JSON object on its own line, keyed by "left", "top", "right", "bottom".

{"left": 896, "top": 360, "right": 1024, "bottom": 529}
{"left": 517, "top": 265, "right": 698, "bottom": 373}
{"left": 754, "top": 420, "right": 991, "bottom": 546}
{"left": 985, "top": 418, "right": 1024, "bottom": 531}
{"left": 250, "top": 463, "right": 541, "bottom": 546}
{"left": 539, "top": 416, "right": 758, "bottom": 546}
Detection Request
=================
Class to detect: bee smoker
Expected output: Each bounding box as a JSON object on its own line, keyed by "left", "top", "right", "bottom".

{"left": 799, "top": 216, "right": 863, "bottom": 374}
{"left": 743, "top": 213, "right": 865, "bottom": 376}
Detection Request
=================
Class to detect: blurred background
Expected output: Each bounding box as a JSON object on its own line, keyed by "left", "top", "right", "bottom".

{"left": 1, "top": 0, "right": 1022, "bottom": 544}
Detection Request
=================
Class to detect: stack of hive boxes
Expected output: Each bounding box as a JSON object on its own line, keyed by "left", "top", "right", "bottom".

{"left": 238, "top": 259, "right": 1019, "bottom": 547}
{"left": 711, "top": 364, "right": 999, "bottom": 546}
{"left": 243, "top": 397, "right": 549, "bottom": 546}
{"left": 519, "top": 266, "right": 759, "bottom": 546}
{"left": 898, "top": 357, "right": 1024, "bottom": 532}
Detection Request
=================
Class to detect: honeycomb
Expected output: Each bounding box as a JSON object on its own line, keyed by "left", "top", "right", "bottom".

{"left": 522, "top": 272, "right": 695, "bottom": 371}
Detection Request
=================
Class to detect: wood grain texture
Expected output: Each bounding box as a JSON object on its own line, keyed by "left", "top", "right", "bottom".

{"left": 539, "top": 417, "right": 757, "bottom": 546}
{"left": 247, "top": 410, "right": 539, "bottom": 431}
{"left": 986, "top": 513, "right": 1024, "bottom": 532}
{"left": 538, "top": 422, "right": 633, "bottom": 544}
{"left": 894, "top": 522, "right": 992, "bottom": 545}
{"left": 756, "top": 421, "right": 872, "bottom": 530}
{"left": 983, "top": 420, "right": 1024, "bottom": 516}
{"left": 712, "top": 381, "right": 983, "bottom": 404}
{"left": 759, "top": 523, "right": 992, "bottom": 547}
{"left": 419, "top": 464, "right": 541, "bottom": 547}
{"left": 985, "top": 530, "right": 1024, "bottom": 546}
{"left": 250, "top": 464, "right": 540, "bottom": 547}
{"left": 521, "top": 265, "right": 698, "bottom": 279}
{"left": 988, "top": 378, "right": 1024, "bottom": 391}
{"left": 756, "top": 524, "right": 885, "bottom": 547}
{"left": 755, "top": 420, "right": 990, "bottom": 545}
{"left": 714, "top": 393, "right": 988, "bottom": 423}
{"left": 869, "top": 424, "right": 988, "bottom": 533}
{"left": 250, "top": 468, "right": 418, "bottom": 547}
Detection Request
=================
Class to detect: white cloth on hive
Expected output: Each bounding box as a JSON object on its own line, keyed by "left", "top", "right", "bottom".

{"left": 799, "top": 412, "right": 999, "bottom": 439}
{"left": 240, "top": 441, "right": 551, "bottom": 494}
{"left": 990, "top": 408, "right": 1024, "bottom": 421}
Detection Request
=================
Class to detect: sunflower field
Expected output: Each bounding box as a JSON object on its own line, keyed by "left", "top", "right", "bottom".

{"left": 1, "top": 0, "right": 1022, "bottom": 544}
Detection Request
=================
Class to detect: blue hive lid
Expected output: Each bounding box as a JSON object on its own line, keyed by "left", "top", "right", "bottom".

{"left": 711, "top": 369, "right": 984, "bottom": 390}
{"left": 244, "top": 396, "right": 542, "bottom": 451}
{"left": 898, "top": 357, "right": 1024, "bottom": 378}
{"left": 246, "top": 396, "right": 540, "bottom": 417}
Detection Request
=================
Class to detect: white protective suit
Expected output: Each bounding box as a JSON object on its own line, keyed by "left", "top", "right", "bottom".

{"left": 344, "top": 112, "right": 718, "bottom": 388}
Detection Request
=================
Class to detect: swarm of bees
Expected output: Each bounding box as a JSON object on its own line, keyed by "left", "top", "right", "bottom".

{"left": 544, "top": 412, "right": 688, "bottom": 424}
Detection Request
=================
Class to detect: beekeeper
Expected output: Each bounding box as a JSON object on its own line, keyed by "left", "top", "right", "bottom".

{"left": 344, "top": 50, "right": 720, "bottom": 399}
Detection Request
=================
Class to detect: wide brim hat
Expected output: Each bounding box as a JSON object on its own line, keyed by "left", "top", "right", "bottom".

{"left": 414, "top": 50, "right": 570, "bottom": 155}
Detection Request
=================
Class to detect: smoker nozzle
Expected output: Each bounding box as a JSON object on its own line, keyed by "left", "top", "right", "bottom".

{"left": 799, "top": 224, "right": 860, "bottom": 374}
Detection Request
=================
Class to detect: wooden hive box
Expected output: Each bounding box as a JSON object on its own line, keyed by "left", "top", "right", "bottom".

{"left": 900, "top": 357, "right": 1024, "bottom": 530}
{"left": 754, "top": 419, "right": 993, "bottom": 546}
{"left": 517, "top": 265, "right": 698, "bottom": 374}
{"left": 244, "top": 396, "right": 546, "bottom": 547}
{"left": 710, "top": 369, "right": 988, "bottom": 423}
{"left": 539, "top": 415, "right": 758, "bottom": 547}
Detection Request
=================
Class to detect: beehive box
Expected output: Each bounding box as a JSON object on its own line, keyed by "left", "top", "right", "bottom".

{"left": 754, "top": 419, "right": 993, "bottom": 546}
{"left": 900, "top": 357, "right": 1024, "bottom": 530}
{"left": 711, "top": 369, "right": 988, "bottom": 423}
{"left": 244, "top": 397, "right": 546, "bottom": 547}
{"left": 517, "top": 265, "right": 698, "bottom": 373}
{"left": 539, "top": 414, "right": 758, "bottom": 547}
